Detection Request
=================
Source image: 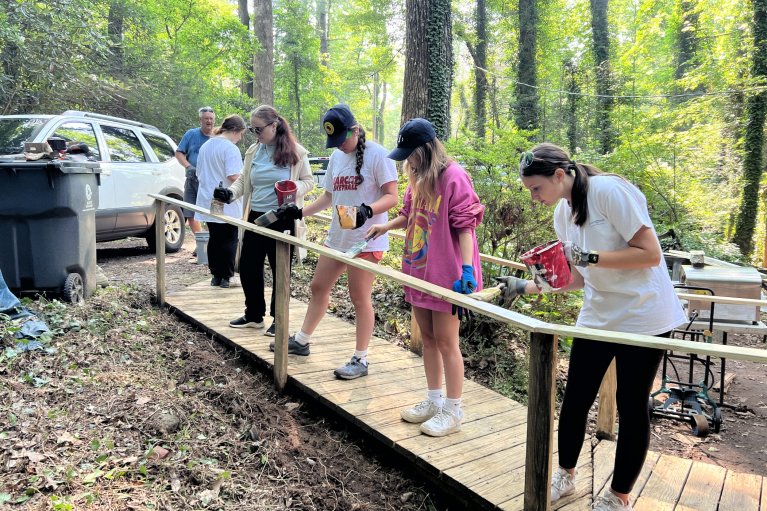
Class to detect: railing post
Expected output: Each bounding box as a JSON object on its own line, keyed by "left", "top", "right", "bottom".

{"left": 524, "top": 331, "right": 557, "bottom": 511}
{"left": 154, "top": 200, "right": 166, "bottom": 307}
{"left": 596, "top": 360, "right": 617, "bottom": 440}
{"left": 273, "top": 236, "right": 291, "bottom": 392}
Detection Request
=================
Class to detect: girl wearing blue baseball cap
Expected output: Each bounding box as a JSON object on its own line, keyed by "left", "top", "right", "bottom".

{"left": 366, "top": 118, "right": 485, "bottom": 437}
{"left": 274, "top": 104, "right": 398, "bottom": 380}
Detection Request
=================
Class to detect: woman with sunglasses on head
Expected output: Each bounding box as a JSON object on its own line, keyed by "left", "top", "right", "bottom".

{"left": 194, "top": 114, "right": 246, "bottom": 289}
{"left": 275, "top": 104, "right": 398, "bottom": 380}
{"left": 213, "top": 105, "right": 313, "bottom": 335}
{"left": 365, "top": 118, "right": 484, "bottom": 437}
{"left": 497, "top": 143, "right": 685, "bottom": 510}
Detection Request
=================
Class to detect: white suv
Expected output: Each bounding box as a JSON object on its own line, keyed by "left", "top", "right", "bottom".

{"left": 0, "top": 111, "right": 186, "bottom": 252}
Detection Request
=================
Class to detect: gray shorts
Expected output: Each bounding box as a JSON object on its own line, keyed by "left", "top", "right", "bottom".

{"left": 183, "top": 176, "right": 199, "bottom": 219}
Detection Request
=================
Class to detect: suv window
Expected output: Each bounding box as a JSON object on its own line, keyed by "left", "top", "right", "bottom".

{"left": 101, "top": 125, "right": 148, "bottom": 162}
{"left": 51, "top": 121, "right": 101, "bottom": 160}
{"left": 144, "top": 133, "right": 176, "bottom": 162}
{"left": 0, "top": 118, "right": 46, "bottom": 153}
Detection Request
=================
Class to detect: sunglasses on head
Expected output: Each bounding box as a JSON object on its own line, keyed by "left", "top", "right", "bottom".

{"left": 519, "top": 150, "right": 537, "bottom": 170}
{"left": 249, "top": 122, "right": 273, "bottom": 135}
{"left": 199, "top": 107, "right": 214, "bottom": 113}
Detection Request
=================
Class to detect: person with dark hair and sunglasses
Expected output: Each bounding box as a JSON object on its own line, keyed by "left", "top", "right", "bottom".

{"left": 269, "top": 104, "right": 398, "bottom": 381}
{"left": 213, "top": 105, "right": 314, "bottom": 336}
{"left": 496, "top": 142, "right": 685, "bottom": 510}
{"left": 176, "top": 107, "right": 216, "bottom": 246}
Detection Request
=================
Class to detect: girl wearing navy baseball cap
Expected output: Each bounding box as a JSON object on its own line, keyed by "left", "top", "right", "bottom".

{"left": 274, "top": 104, "right": 398, "bottom": 380}
{"left": 367, "top": 118, "right": 485, "bottom": 437}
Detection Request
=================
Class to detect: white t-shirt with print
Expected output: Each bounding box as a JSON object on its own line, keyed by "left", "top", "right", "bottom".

{"left": 553, "top": 175, "right": 686, "bottom": 335}
{"left": 322, "top": 140, "right": 397, "bottom": 252}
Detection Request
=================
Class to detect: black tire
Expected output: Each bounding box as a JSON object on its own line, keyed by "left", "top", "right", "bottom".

{"left": 63, "top": 273, "right": 85, "bottom": 304}
{"left": 146, "top": 201, "right": 185, "bottom": 253}
{"left": 712, "top": 407, "right": 722, "bottom": 433}
{"left": 691, "top": 414, "right": 709, "bottom": 437}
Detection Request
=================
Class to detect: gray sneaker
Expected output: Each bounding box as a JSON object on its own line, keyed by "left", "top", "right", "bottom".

{"left": 401, "top": 400, "right": 441, "bottom": 423}
{"left": 592, "top": 490, "right": 631, "bottom": 510}
{"left": 551, "top": 467, "right": 576, "bottom": 501}
{"left": 269, "top": 335, "right": 310, "bottom": 356}
{"left": 333, "top": 356, "right": 369, "bottom": 380}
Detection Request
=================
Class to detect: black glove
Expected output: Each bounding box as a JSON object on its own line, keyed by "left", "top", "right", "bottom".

{"left": 494, "top": 276, "right": 529, "bottom": 307}
{"left": 354, "top": 203, "right": 373, "bottom": 229}
{"left": 277, "top": 203, "right": 303, "bottom": 220}
{"left": 185, "top": 165, "right": 197, "bottom": 179}
{"left": 213, "top": 186, "right": 234, "bottom": 204}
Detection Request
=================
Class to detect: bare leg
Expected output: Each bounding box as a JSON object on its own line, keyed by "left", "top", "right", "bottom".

{"left": 299, "top": 255, "right": 346, "bottom": 335}
{"left": 346, "top": 263, "right": 377, "bottom": 351}
{"left": 431, "top": 310, "right": 463, "bottom": 399}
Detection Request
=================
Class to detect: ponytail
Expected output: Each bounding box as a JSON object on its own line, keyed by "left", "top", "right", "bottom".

{"left": 354, "top": 125, "right": 366, "bottom": 185}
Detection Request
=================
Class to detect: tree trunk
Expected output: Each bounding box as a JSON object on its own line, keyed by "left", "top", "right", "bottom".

{"left": 566, "top": 60, "right": 580, "bottom": 154}
{"left": 515, "top": 0, "right": 538, "bottom": 131}
{"left": 402, "top": 0, "right": 452, "bottom": 139}
{"left": 377, "top": 81, "right": 387, "bottom": 144}
{"left": 475, "top": 0, "right": 488, "bottom": 139}
{"left": 253, "top": 0, "right": 274, "bottom": 106}
{"left": 590, "top": 0, "right": 614, "bottom": 154}
{"left": 292, "top": 56, "right": 302, "bottom": 140}
{"left": 733, "top": 0, "right": 767, "bottom": 256}
{"left": 317, "top": 0, "right": 330, "bottom": 68}
{"left": 238, "top": 0, "right": 252, "bottom": 97}
{"left": 107, "top": 0, "right": 126, "bottom": 77}
{"left": 675, "top": 0, "right": 699, "bottom": 81}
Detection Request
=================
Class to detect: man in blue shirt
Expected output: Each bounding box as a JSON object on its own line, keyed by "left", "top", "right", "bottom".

{"left": 176, "top": 106, "right": 215, "bottom": 238}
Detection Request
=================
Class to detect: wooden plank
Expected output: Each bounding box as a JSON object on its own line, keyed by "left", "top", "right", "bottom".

{"left": 676, "top": 462, "right": 727, "bottom": 511}
{"left": 719, "top": 470, "right": 762, "bottom": 511}
{"left": 630, "top": 450, "right": 660, "bottom": 499}
{"left": 761, "top": 474, "right": 766, "bottom": 511}
{"left": 272, "top": 238, "right": 291, "bottom": 391}
{"left": 632, "top": 454, "right": 691, "bottom": 511}
{"left": 154, "top": 200, "right": 166, "bottom": 306}
{"left": 595, "top": 361, "right": 617, "bottom": 440}
{"left": 592, "top": 439, "right": 617, "bottom": 498}
{"left": 525, "top": 331, "right": 558, "bottom": 511}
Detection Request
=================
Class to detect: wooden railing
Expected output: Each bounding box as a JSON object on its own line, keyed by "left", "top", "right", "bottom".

{"left": 150, "top": 194, "right": 767, "bottom": 511}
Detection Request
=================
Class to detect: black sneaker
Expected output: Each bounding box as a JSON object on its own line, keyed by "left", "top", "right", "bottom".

{"left": 265, "top": 323, "right": 276, "bottom": 337}
{"left": 220, "top": 278, "right": 230, "bottom": 288}
{"left": 211, "top": 276, "right": 222, "bottom": 286}
{"left": 269, "top": 335, "right": 310, "bottom": 356}
{"left": 229, "top": 316, "right": 265, "bottom": 329}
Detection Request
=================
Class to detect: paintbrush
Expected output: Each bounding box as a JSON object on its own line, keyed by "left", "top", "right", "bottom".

{"left": 344, "top": 234, "right": 375, "bottom": 258}
{"left": 252, "top": 209, "right": 280, "bottom": 227}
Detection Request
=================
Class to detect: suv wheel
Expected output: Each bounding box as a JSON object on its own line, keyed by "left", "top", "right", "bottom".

{"left": 146, "top": 202, "right": 185, "bottom": 253}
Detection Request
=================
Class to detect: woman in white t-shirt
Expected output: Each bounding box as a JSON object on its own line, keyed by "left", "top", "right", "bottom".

{"left": 276, "top": 104, "right": 398, "bottom": 380}
{"left": 496, "top": 143, "right": 686, "bottom": 511}
{"left": 194, "top": 114, "right": 246, "bottom": 288}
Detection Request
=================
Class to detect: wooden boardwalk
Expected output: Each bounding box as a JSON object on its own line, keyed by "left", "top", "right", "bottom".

{"left": 167, "top": 280, "right": 766, "bottom": 510}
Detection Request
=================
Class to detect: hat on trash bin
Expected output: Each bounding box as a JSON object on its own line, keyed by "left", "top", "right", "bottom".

{"left": 387, "top": 118, "right": 437, "bottom": 161}
{"left": 323, "top": 104, "right": 356, "bottom": 149}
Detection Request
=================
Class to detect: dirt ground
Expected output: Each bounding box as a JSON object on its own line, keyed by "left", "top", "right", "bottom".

{"left": 93, "top": 233, "right": 767, "bottom": 476}
{"left": 2, "top": 231, "right": 765, "bottom": 509}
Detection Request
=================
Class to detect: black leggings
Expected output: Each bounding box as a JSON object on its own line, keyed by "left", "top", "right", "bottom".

{"left": 239, "top": 210, "right": 294, "bottom": 321}
{"left": 557, "top": 334, "right": 666, "bottom": 494}
{"left": 207, "top": 222, "right": 238, "bottom": 279}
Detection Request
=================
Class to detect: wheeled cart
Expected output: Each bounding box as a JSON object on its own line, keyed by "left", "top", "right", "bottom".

{"left": 650, "top": 285, "right": 723, "bottom": 437}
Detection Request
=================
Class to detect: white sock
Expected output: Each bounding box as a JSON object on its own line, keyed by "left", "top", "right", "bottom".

{"left": 444, "top": 398, "right": 462, "bottom": 417}
{"left": 294, "top": 330, "right": 311, "bottom": 345}
{"left": 427, "top": 389, "right": 443, "bottom": 407}
{"left": 353, "top": 349, "right": 368, "bottom": 365}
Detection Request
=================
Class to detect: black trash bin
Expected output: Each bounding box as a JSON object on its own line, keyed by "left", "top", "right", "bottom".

{"left": 0, "top": 160, "right": 101, "bottom": 303}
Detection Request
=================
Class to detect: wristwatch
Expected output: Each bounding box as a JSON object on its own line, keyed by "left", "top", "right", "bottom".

{"left": 583, "top": 250, "right": 599, "bottom": 266}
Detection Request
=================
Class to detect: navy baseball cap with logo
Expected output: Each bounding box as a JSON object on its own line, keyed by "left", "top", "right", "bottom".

{"left": 323, "top": 104, "right": 356, "bottom": 148}
{"left": 387, "top": 118, "right": 437, "bottom": 161}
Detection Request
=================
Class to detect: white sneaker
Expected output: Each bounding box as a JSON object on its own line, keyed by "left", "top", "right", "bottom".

{"left": 592, "top": 490, "right": 632, "bottom": 510}
{"left": 551, "top": 467, "right": 576, "bottom": 501}
{"left": 420, "top": 408, "right": 462, "bottom": 437}
{"left": 400, "top": 400, "right": 441, "bottom": 424}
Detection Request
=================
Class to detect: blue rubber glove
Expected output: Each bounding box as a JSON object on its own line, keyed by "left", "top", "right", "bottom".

{"left": 451, "top": 264, "right": 477, "bottom": 320}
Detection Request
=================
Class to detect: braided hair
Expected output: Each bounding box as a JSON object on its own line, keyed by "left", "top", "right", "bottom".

{"left": 354, "top": 124, "right": 366, "bottom": 185}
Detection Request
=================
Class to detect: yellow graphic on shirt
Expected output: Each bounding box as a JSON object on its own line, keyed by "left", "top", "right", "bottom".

{"left": 404, "top": 195, "right": 441, "bottom": 270}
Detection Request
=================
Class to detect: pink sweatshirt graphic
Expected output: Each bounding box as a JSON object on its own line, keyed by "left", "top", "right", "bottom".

{"left": 400, "top": 162, "right": 485, "bottom": 313}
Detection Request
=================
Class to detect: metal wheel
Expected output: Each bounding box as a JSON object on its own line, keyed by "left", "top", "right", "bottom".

{"left": 146, "top": 201, "right": 185, "bottom": 253}
{"left": 63, "top": 273, "right": 85, "bottom": 304}
{"left": 690, "top": 414, "right": 710, "bottom": 437}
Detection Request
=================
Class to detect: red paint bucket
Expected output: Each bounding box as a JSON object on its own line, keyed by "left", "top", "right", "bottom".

{"left": 275, "top": 180, "right": 297, "bottom": 205}
{"left": 520, "top": 240, "right": 573, "bottom": 292}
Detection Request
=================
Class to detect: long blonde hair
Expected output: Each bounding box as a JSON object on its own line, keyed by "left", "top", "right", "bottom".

{"left": 405, "top": 138, "right": 452, "bottom": 209}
